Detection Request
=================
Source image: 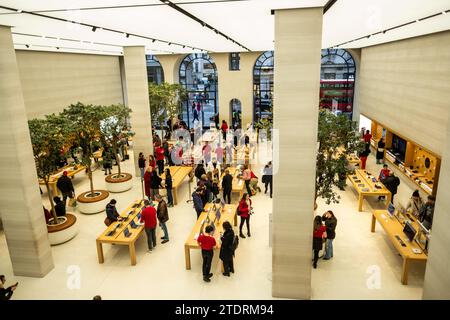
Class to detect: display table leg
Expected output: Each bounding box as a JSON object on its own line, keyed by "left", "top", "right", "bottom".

{"left": 129, "top": 243, "right": 137, "bottom": 266}
{"left": 358, "top": 194, "right": 363, "bottom": 212}
{"left": 371, "top": 214, "right": 376, "bottom": 233}
{"left": 96, "top": 241, "right": 104, "bottom": 264}
{"left": 173, "top": 188, "right": 178, "bottom": 205}
{"left": 52, "top": 183, "right": 58, "bottom": 197}
{"left": 185, "top": 245, "right": 191, "bottom": 270}
{"left": 234, "top": 213, "right": 237, "bottom": 227}
{"left": 401, "top": 258, "right": 409, "bottom": 285}
{"left": 386, "top": 193, "right": 392, "bottom": 207}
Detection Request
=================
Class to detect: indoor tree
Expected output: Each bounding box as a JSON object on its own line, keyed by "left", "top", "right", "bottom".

{"left": 61, "top": 102, "right": 107, "bottom": 197}
{"left": 254, "top": 105, "right": 273, "bottom": 141}
{"left": 148, "top": 82, "right": 187, "bottom": 138}
{"left": 28, "top": 114, "right": 71, "bottom": 224}
{"left": 315, "top": 109, "right": 365, "bottom": 205}
{"left": 100, "top": 104, "right": 134, "bottom": 176}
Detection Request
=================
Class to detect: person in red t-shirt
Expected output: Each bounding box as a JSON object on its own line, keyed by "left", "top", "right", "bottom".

{"left": 238, "top": 193, "right": 253, "bottom": 238}
{"left": 363, "top": 130, "right": 372, "bottom": 154}
{"left": 197, "top": 225, "right": 217, "bottom": 282}
{"left": 148, "top": 155, "right": 156, "bottom": 171}
{"left": 221, "top": 120, "right": 228, "bottom": 141}
{"left": 378, "top": 164, "right": 390, "bottom": 181}
{"left": 313, "top": 215, "right": 327, "bottom": 269}
{"left": 140, "top": 200, "right": 157, "bottom": 252}
{"left": 155, "top": 145, "right": 165, "bottom": 175}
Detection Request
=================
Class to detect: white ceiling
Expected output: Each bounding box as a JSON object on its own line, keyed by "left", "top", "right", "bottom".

{"left": 0, "top": 0, "right": 449, "bottom": 56}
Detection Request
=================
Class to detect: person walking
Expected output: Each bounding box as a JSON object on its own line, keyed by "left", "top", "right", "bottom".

{"left": 164, "top": 168, "right": 174, "bottom": 207}
{"left": 197, "top": 225, "right": 216, "bottom": 282}
{"left": 150, "top": 169, "right": 163, "bottom": 201}
{"left": 102, "top": 148, "right": 113, "bottom": 175}
{"left": 222, "top": 169, "right": 233, "bottom": 204}
{"left": 140, "top": 200, "right": 157, "bottom": 252}
{"left": 220, "top": 221, "right": 235, "bottom": 276}
{"left": 376, "top": 138, "right": 385, "bottom": 164}
{"left": 56, "top": 171, "right": 75, "bottom": 207}
{"left": 155, "top": 144, "right": 165, "bottom": 175}
{"left": 406, "top": 190, "right": 424, "bottom": 218}
{"left": 359, "top": 149, "right": 369, "bottom": 170}
{"left": 143, "top": 167, "right": 152, "bottom": 202}
{"left": 221, "top": 120, "right": 228, "bottom": 141}
{"left": 105, "top": 199, "right": 122, "bottom": 223}
{"left": 242, "top": 165, "right": 253, "bottom": 197}
{"left": 262, "top": 162, "right": 273, "bottom": 198}
{"left": 155, "top": 195, "right": 169, "bottom": 244}
{"left": 193, "top": 108, "right": 200, "bottom": 122}
{"left": 138, "top": 152, "right": 146, "bottom": 179}
{"left": 322, "top": 210, "right": 337, "bottom": 260}
{"left": 313, "top": 215, "right": 327, "bottom": 269}
{"left": 192, "top": 187, "right": 204, "bottom": 218}
{"left": 238, "top": 193, "right": 252, "bottom": 238}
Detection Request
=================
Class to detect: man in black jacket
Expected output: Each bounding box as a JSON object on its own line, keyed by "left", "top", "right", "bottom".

{"left": 222, "top": 169, "right": 233, "bottom": 204}
{"left": 419, "top": 195, "right": 435, "bottom": 230}
{"left": 0, "top": 275, "right": 18, "bottom": 301}
{"left": 156, "top": 195, "right": 170, "bottom": 244}
{"left": 382, "top": 173, "right": 401, "bottom": 204}
{"left": 105, "top": 199, "right": 122, "bottom": 223}
{"left": 195, "top": 162, "right": 206, "bottom": 183}
{"left": 56, "top": 171, "right": 75, "bottom": 207}
{"left": 322, "top": 211, "right": 337, "bottom": 260}
{"left": 54, "top": 196, "right": 66, "bottom": 217}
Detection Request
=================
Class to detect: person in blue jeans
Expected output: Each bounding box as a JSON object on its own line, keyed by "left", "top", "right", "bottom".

{"left": 164, "top": 168, "right": 174, "bottom": 207}
{"left": 155, "top": 195, "right": 169, "bottom": 244}
{"left": 322, "top": 210, "right": 337, "bottom": 260}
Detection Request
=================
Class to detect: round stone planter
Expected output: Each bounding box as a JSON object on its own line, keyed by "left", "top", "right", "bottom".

{"left": 47, "top": 214, "right": 78, "bottom": 245}
{"left": 105, "top": 173, "right": 133, "bottom": 193}
{"left": 77, "top": 190, "right": 110, "bottom": 214}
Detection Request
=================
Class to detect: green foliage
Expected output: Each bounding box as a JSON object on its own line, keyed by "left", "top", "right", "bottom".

{"left": 316, "top": 110, "right": 365, "bottom": 204}
{"left": 254, "top": 105, "right": 273, "bottom": 140}
{"left": 148, "top": 82, "right": 187, "bottom": 133}
{"left": 28, "top": 113, "right": 71, "bottom": 221}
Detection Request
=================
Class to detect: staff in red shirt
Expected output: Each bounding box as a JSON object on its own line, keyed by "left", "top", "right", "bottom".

{"left": 378, "top": 164, "right": 390, "bottom": 181}
{"left": 197, "top": 225, "right": 216, "bottom": 282}
{"left": 155, "top": 145, "right": 165, "bottom": 175}
{"left": 140, "top": 200, "right": 157, "bottom": 252}
{"left": 363, "top": 130, "right": 372, "bottom": 154}
{"left": 238, "top": 193, "right": 252, "bottom": 238}
{"left": 221, "top": 120, "right": 228, "bottom": 141}
{"left": 313, "top": 215, "right": 327, "bottom": 269}
{"left": 148, "top": 155, "right": 156, "bottom": 171}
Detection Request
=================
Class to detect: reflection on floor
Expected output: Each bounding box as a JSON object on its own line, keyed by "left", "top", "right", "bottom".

{"left": 0, "top": 148, "right": 424, "bottom": 299}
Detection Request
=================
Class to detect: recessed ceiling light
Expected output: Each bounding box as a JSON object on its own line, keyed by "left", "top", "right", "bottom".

{"left": 25, "top": 44, "right": 29, "bottom": 48}
{"left": 17, "top": 9, "right": 22, "bottom": 13}
{"left": 443, "top": 11, "right": 447, "bottom": 15}
{"left": 416, "top": 19, "right": 420, "bottom": 22}
{"left": 126, "top": 33, "right": 130, "bottom": 38}
{"left": 152, "top": 39, "right": 156, "bottom": 43}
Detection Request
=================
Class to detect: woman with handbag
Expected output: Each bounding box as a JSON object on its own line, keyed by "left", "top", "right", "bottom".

{"left": 312, "top": 215, "right": 327, "bottom": 269}
{"left": 238, "top": 193, "right": 252, "bottom": 238}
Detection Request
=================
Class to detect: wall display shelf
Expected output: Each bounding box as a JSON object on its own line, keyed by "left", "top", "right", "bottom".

{"left": 363, "top": 115, "right": 441, "bottom": 196}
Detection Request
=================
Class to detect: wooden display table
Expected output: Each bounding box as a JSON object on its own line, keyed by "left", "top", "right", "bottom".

{"left": 371, "top": 210, "right": 428, "bottom": 285}
{"left": 348, "top": 169, "right": 391, "bottom": 212}
{"left": 96, "top": 199, "right": 149, "bottom": 266}
{"left": 219, "top": 166, "right": 245, "bottom": 201}
{"left": 39, "top": 164, "right": 86, "bottom": 196}
{"left": 201, "top": 129, "right": 220, "bottom": 143}
{"left": 160, "top": 166, "right": 193, "bottom": 205}
{"left": 184, "top": 203, "right": 238, "bottom": 270}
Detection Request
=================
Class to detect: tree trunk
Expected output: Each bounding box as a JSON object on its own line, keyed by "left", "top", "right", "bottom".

{"left": 113, "top": 142, "right": 121, "bottom": 175}
{"left": 45, "top": 179, "right": 58, "bottom": 223}
{"left": 88, "top": 167, "right": 94, "bottom": 196}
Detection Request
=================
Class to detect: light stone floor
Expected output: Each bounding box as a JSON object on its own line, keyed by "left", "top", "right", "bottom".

{"left": 0, "top": 148, "right": 425, "bottom": 300}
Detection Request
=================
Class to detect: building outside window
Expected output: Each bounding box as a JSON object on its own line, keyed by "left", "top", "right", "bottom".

{"left": 146, "top": 55, "right": 164, "bottom": 84}
{"left": 229, "top": 53, "right": 240, "bottom": 71}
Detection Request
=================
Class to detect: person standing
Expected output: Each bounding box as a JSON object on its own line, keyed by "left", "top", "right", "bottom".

{"left": 195, "top": 161, "right": 206, "bottom": 184}
{"left": 56, "top": 171, "right": 74, "bottom": 207}
{"left": 53, "top": 196, "right": 66, "bottom": 217}
{"left": 163, "top": 140, "right": 173, "bottom": 166}
{"left": 102, "top": 148, "right": 113, "bottom": 175}
{"left": 0, "top": 275, "right": 18, "bottom": 301}
{"left": 322, "top": 211, "right": 337, "bottom": 260}
{"left": 262, "top": 162, "right": 273, "bottom": 198}
{"left": 155, "top": 144, "right": 165, "bottom": 175}
{"left": 419, "top": 195, "right": 436, "bottom": 230}
{"left": 202, "top": 141, "right": 212, "bottom": 165}
{"left": 105, "top": 199, "right": 122, "bottom": 223}
{"left": 359, "top": 149, "right": 369, "bottom": 170}
{"left": 164, "top": 168, "right": 174, "bottom": 207}
{"left": 220, "top": 221, "right": 235, "bottom": 276}
{"left": 138, "top": 152, "right": 146, "bottom": 180}
{"left": 382, "top": 173, "right": 400, "bottom": 204}
{"left": 242, "top": 165, "right": 253, "bottom": 197}
{"left": 406, "top": 190, "right": 424, "bottom": 218}
{"left": 215, "top": 143, "right": 224, "bottom": 166}
{"left": 378, "top": 164, "right": 390, "bottom": 181}
{"left": 222, "top": 169, "right": 233, "bottom": 204}
{"left": 238, "top": 193, "right": 252, "bottom": 238}
{"left": 155, "top": 195, "right": 169, "bottom": 244}
{"left": 193, "top": 108, "right": 200, "bottom": 123}
{"left": 148, "top": 154, "right": 156, "bottom": 172}
{"left": 150, "top": 169, "right": 163, "bottom": 201}
{"left": 376, "top": 138, "right": 385, "bottom": 164}
{"left": 221, "top": 120, "right": 228, "bottom": 141}
{"left": 313, "top": 215, "right": 327, "bottom": 269}
{"left": 192, "top": 188, "right": 204, "bottom": 218}
{"left": 363, "top": 130, "right": 372, "bottom": 153}
{"left": 140, "top": 200, "right": 157, "bottom": 252}
{"left": 197, "top": 225, "right": 216, "bottom": 282}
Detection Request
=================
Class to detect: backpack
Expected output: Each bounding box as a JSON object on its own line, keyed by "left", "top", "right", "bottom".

{"left": 231, "top": 235, "right": 239, "bottom": 252}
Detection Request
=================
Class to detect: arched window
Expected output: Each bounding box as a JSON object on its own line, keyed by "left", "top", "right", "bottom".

{"left": 179, "top": 53, "right": 218, "bottom": 129}
{"left": 146, "top": 55, "right": 164, "bottom": 84}
{"left": 230, "top": 99, "right": 242, "bottom": 129}
{"left": 320, "top": 49, "right": 355, "bottom": 117}
{"left": 253, "top": 51, "right": 274, "bottom": 123}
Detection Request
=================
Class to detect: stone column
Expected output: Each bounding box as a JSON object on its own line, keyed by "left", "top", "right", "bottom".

{"left": 0, "top": 26, "right": 54, "bottom": 277}
{"left": 423, "top": 114, "right": 450, "bottom": 299}
{"left": 122, "top": 46, "right": 153, "bottom": 177}
{"left": 272, "top": 8, "right": 323, "bottom": 299}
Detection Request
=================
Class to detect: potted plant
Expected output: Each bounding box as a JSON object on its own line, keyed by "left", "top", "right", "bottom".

{"left": 28, "top": 114, "right": 78, "bottom": 245}
{"left": 101, "top": 104, "right": 135, "bottom": 193}
{"left": 315, "top": 110, "right": 365, "bottom": 209}
{"left": 61, "top": 102, "right": 110, "bottom": 214}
